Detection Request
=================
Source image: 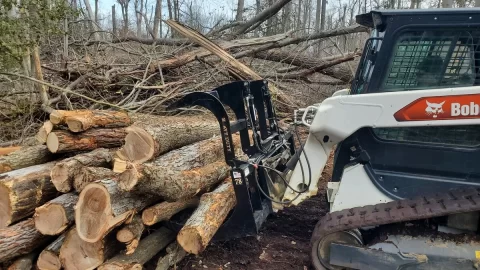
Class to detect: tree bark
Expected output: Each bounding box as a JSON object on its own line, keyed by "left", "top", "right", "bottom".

{"left": 315, "top": 0, "right": 321, "bottom": 31}
{"left": 59, "top": 227, "right": 118, "bottom": 270}
{"left": 117, "top": 135, "right": 239, "bottom": 200}
{"left": 155, "top": 242, "right": 187, "bottom": 270}
{"left": 36, "top": 121, "right": 54, "bottom": 144}
{"left": 76, "top": 179, "right": 158, "bottom": 243}
{"left": 7, "top": 253, "right": 36, "bottom": 270}
{"left": 0, "top": 146, "right": 21, "bottom": 156}
{"left": 116, "top": 214, "right": 145, "bottom": 255}
{"left": 116, "top": 115, "right": 219, "bottom": 163}
{"left": 153, "top": 0, "right": 162, "bottom": 38}
{"left": 0, "top": 219, "right": 50, "bottom": 263}
{"left": 112, "top": 5, "right": 117, "bottom": 36}
{"left": 46, "top": 128, "right": 126, "bottom": 154}
{"left": 37, "top": 233, "right": 66, "bottom": 270}
{"left": 0, "top": 162, "right": 57, "bottom": 228}
{"left": 99, "top": 227, "right": 174, "bottom": 270}
{"left": 51, "top": 148, "right": 114, "bottom": 193}
{"left": 34, "top": 193, "right": 78, "bottom": 235}
{"left": 64, "top": 110, "right": 131, "bottom": 133}
{"left": 0, "top": 145, "right": 53, "bottom": 173}
{"left": 177, "top": 179, "right": 236, "bottom": 254}
{"left": 142, "top": 198, "right": 199, "bottom": 226}
{"left": 235, "top": 0, "right": 245, "bottom": 21}
{"left": 320, "top": 0, "right": 326, "bottom": 30}
{"left": 74, "top": 167, "right": 118, "bottom": 192}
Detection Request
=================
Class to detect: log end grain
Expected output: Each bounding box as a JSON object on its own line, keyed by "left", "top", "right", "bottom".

{"left": 65, "top": 119, "right": 84, "bottom": 133}
{"left": 46, "top": 133, "right": 60, "bottom": 153}
{"left": 117, "top": 166, "right": 139, "bottom": 191}
{"left": 34, "top": 204, "right": 68, "bottom": 235}
{"left": 59, "top": 228, "right": 105, "bottom": 270}
{"left": 177, "top": 229, "right": 203, "bottom": 255}
{"left": 0, "top": 185, "right": 12, "bottom": 229}
{"left": 49, "top": 110, "right": 65, "bottom": 125}
{"left": 50, "top": 164, "right": 70, "bottom": 192}
{"left": 36, "top": 121, "right": 54, "bottom": 144}
{"left": 37, "top": 250, "right": 61, "bottom": 270}
{"left": 116, "top": 126, "right": 155, "bottom": 163}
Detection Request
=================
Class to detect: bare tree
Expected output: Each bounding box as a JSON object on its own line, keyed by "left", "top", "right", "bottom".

{"left": 153, "top": 0, "right": 162, "bottom": 38}
{"left": 282, "top": 2, "right": 291, "bottom": 31}
{"left": 296, "top": 0, "right": 302, "bottom": 31}
{"left": 315, "top": 0, "right": 321, "bottom": 31}
{"left": 442, "top": 0, "right": 453, "bottom": 7}
{"left": 94, "top": 0, "right": 99, "bottom": 23}
{"left": 83, "top": 0, "right": 101, "bottom": 40}
{"left": 112, "top": 4, "right": 117, "bottom": 35}
{"left": 135, "top": 0, "right": 145, "bottom": 37}
{"left": 320, "top": 0, "right": 326, "bottom": 30}
{"left": 117, "top": 0, "right": 130, "bottom": 35}
{"left": 236, "top": 0, "right": 245, "bottom": 21}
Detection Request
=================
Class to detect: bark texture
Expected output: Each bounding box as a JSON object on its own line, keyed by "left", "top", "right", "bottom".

{"left": 0, "top": 146, "right": 21, "bottom": 156}
{"left": 34, "top": 193, "right": 78, "bottom": 235}
{"left": 0, "top": 145, "right": 53, "bottom": 174}
{"left": 65, "top": 110, "right": 131, "bottom": 133}
{"left": 37, "top": 233, "right": 66, "bottom": 270}
{"left": 74, "top": 167, "right": 117, "bottom": 192}
{"left": 177, "top": 179, "right": 236, "bottom": 254}
{"left": 116, "top": 214, "right": 144, "bottom": 255}
{"left": 0, "top": 219, "right": 50, "bottom": 263}
{"left": 155, "top": 242, "right": 187, "bottom": 270}
{"left": 36, "top": 121, "right": 54, "bottom": 144}
{"left": 0, "top": 162, "right": 57, "bottom": 228}
{"left": 76, "top": 179, "right": 158, "bottom": 243}
{"left": 116, "top": 115, "right": 219, "bottom": 163}
{"left": 50, "top": 148, "right": 114, "bottom": 192}
{"left": 99, "top": 227, "right": 174, "bottom": 270}
{"left": 7, "top": 253, "right": 36, "bottom": 270}
{"left": 142, "top": 198, "right": 199, "bottom": 226}
{"left": 47, "top": 128, "right": 127, "bottom": 153}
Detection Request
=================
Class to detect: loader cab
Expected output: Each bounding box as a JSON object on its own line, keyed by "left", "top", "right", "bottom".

{"left": 333, "top": 9, "right": 480, "bottom": 199}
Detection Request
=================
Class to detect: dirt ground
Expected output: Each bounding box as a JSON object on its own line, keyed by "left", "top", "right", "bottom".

{"left": 177, "top": 154, "right": 334, "bottom": 270}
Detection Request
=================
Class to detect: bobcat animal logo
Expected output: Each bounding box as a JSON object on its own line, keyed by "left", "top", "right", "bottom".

{"left": 425, "top": 100, "right": 445, "bottom": 118}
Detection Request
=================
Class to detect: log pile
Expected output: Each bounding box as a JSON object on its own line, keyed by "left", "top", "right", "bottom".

{"left": 0, "top": 108, "right": 242, "bottom": 269}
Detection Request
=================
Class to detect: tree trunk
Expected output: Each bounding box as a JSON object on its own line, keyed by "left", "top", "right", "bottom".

{"left": 117, "top": 135, "right": 239, "bottom": 200}
{"left": 74, "top": 167, "right": 118, "bottom": 192}
{"left": 0, "top": 219, "right": 50, "bottom": 263}
{"left": 153, "top": 0, "right": 162, "bottom": 39}
{"left": 36, "top": 121, "right": 54, "bottom": 144}
{"left": 63, "top": 110, "right": 131, "bottom": 133}
{"left": 76, "top": 179, "right": 158, "bottom": 243}
{"left": 34, "top": 193, "right": 78, "bottom": 235}
{"left": 155, "top": 242, "right": 187, "bottom": 270}
{"left": 0, "top": 162, "right": 57, "bottom": 228}
{"left": 95, "top": 0, "right": 99, "bottom": 22}
{"left": 99, "top": 227, "right": 174, "bottom": 270}
{"left": 320, "top": 0, "right": 326, "bottom": 30}
{"left": 0, "top": 145, "right": 52, "bottom": 173}
{"left": 46, "top": 128, "right": 127, "bottom": 154}
{"left": 59, "top": 227, "right": 118, "bottom": 270}
{"left": 116, "top": 115, "right": 219, "bottom": 163}
{"left": 0, "top": 146, "right": 21, "bottom": 156}
{"left": 51, "top": 148, "right": 114, "bottom": 193}
{"left": 37, "top": 233, "right": 66, "bottom": 270}
{"left": 116, "top": 214, "right": 145, "bottom": 255}
{"left": 112, "top": 5, "right": 117, "bottom": 36}
{"left": 7, "top": 253, "right": 36, "bottom": 270}
{"left": 236, "top": 0, "right": 245, "bottom": 21}
{"left": 82, "top": 0, "right": 101, "bottom": 40}
{"left": 296, "top": 0, "right": 302, "bottom": 32}
{"left": 142, "top": 198, "right": 199, "bottom": 226}
{"left": 177, "top": 179, "right": 236, "bottom": 254}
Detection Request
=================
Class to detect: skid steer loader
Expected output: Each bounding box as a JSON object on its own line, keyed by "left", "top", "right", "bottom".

{"left": 170, "top": 8, "right": 480, "bottom": 270}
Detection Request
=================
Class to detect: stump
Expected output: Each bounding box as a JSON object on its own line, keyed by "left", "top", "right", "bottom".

{"left": 142, "top": 198, "right": 199, "bottom": 226}
{"left": 34, "top": 193, "right": 78, "bottom": 235}
{"left": 37, "top": 233, "right": 66, "bottom": 270}
{"left": 47, "top": 128, "right": 127, "bottom": 154}
{"left": 65, "top": 110, "right": 131, "bottom": 133}
{"left": 0, "top": 145, "right": 52, "bottom": 173}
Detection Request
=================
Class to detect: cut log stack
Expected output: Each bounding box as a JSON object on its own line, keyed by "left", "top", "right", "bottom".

{"left": 0, "top": 108, "right": 243, "bottom": 269}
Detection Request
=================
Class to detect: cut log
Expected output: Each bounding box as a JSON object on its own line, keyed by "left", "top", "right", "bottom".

{"left": 0, "top": 162, "right": 57, "bottom": 228}
{"left": 47, "top": 128, "right": 127, "bottom": 154}
{"left": 7, "top": 253, "right": 36, "bottom": 270}
{"left": 34, "top": 193, "right": 78, "bottom": 235}
{"left": 177, "top": 178, "right": 236, "bottom": 254}
{"left": 142, "top": 198, "right": 199, "bottom": 226}
{"left": 74, "top": 167, "right": 117, "bottom": 192}
{"left": 36, "top": 121, "right": 54, "bottom": 144}
{"left": 99, "top": 227, "right": 175, "bottom": 270}
{"left": 65, "top": 110, "right": 131, "bottom": 133}
{"left": 116, "top": 115, "right": 219, "bottom": 163}
{"left": 37, "top": 233, "right": 66, "bottom": 270}
{"left": 0, "top": 219, "right": 50, "bottom": 263}
{"left": 0, "top": 146, "right": 21, "bottom": 156}
{"left": 0, "top": 145, "right": 52, "bottom": 174}
{"left": 117, "top": 135, "right": 239, "bottom": 200}
{"left": 155, "top": 242, "right": 187, "bottom": 270}
{"left": 49, "top": 109, "right": 91, "bottom": 125}
{"left": 76, "top": 179, "right": 158, "bottom": 243}
{"left": 59, "top": 227, "right": 118, "bottom": 270}
{"left": 116, "top": 215, "right": 144, "bottom": 255}
{"left": 50, "top": 148, "right": 114, "bottom": 192}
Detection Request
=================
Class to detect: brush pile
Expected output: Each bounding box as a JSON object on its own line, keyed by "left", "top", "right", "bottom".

{"left": 0, "top": 108, "right": 242, "bottom": 270}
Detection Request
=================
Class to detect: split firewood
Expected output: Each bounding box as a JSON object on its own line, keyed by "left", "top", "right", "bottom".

{"left": 99, "top": 227, "right": 175, "bottom": 270}
{"left": 37, "top": 233, "right": 66, "bottom": 270}
{"left": 59, "top": 227, "right": 118, "bottom": 270}
{"left": 0, "top": 146, "right": 21, "bottom": 156}
{"left": 142, "top": 198, "right": 199, "bottom": 226}
{"left": 177, "top": 178, "right": 236, "bottom": 254}
{"left": 155, "top": 242, "right": 187, "bottom": 270}
{"left": 7, "top": 253, "right": 36, "bottom": 270}
{"left": 47, "top": 128, "right": 127, "bottom": 154}
{"left": 0, "top": 145, "right": 52, "bottom": 173}
{"left": 36, "top": 121, "right": 54, "bottom": 144}
{"left": 116, "top": 115, "right": 219, "bottom": 164}
{"left": 117, "top": 135, "right": 239, "bottom": 200}
{"left": 64, "top": 110, "right": 131, "bottom": 133}
{"left": 76, "top": 179, "right": 158, "bottom": 243}
{"left": 0, "top": 162, "right": 57, "bottom": 228}
{"left": 50, "top": 148, "right": 114, "bottom": 192}
{"left": 74, "top": 167, "right": 117, "bottom": 192}
{"left": 116, "top": 215, "right": 144, "bottom": 255}
{"left": 34, "top": 193, "right": 78, "bottom": 235}
{"left": 0, "top": 219, "right": 50, "bottom": 263}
